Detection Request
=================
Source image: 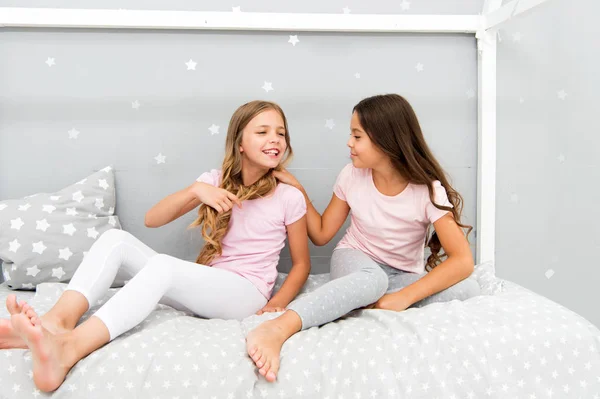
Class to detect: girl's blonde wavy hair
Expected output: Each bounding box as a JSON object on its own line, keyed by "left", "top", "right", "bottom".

{"left": 189, "top": 101, "right": 293, "bottom": 265}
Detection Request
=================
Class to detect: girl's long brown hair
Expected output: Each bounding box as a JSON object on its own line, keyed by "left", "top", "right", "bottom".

{"left": 353, "top": 94, "right": 472, "bottom": 271}
{"left": 189, "top": 101, "right": 293, "bottom": 265}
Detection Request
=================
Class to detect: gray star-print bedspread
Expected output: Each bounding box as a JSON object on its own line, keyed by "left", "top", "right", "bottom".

{"left": 1, "top": 268, "right": 599, "bottom": 398}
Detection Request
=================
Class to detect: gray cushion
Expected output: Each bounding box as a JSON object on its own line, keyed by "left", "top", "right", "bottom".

{"left": 0, "top": 166, "right": 122, "bottom": 290}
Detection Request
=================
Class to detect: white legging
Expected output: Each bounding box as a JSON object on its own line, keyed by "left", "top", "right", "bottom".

{"left": 66, "top": 229, "right": 267, "bottom": 340}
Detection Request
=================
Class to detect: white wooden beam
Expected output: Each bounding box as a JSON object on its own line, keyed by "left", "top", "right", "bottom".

{"left": 484, "top": 0, "right": 552, "bottom": 30}
{"left": 476, "top": 27, "right": 498, "bottom": 265}
{"left": 0, "top": 8, "right": 481, "bottom": 33}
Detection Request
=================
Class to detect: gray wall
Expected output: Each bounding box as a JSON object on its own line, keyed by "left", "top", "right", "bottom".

{"left": 2, "top": 1, "right": 595, "bottom": 326}
{"left": 495, "top": 0, "right": 600, "bottom": 327}
{"left": 0, "top": 1, "right": 479, "bottom": 275}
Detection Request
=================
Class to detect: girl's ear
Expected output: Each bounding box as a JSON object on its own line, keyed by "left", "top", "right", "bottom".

{"left": 239, "top": 146, "right": 244, "bottom": 153}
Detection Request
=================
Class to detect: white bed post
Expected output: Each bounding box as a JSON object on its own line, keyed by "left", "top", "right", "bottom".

{"left": 476, "top": 0, "right": 503, "bottom": 265}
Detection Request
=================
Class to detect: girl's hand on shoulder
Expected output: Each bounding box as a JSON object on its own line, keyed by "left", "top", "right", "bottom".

{"left": 189, "top": 182, "right": 242, "bottom": 214}
{"left": 272, "top": 169, "right": 302, "bottom": 190}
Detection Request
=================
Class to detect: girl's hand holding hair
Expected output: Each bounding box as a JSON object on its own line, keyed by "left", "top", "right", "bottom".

{"left": 189, "top": 182, "right": 242, "bottom": 214}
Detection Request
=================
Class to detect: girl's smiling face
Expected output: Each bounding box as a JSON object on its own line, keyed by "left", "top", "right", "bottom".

{"left": 347, "top": 111, "right": 389, "bottom": 169}
{"left": 239, "top": 109, "right": 287, "bottom": 170}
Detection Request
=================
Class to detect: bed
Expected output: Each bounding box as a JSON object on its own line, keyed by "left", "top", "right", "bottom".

{"left": 2, "top": 262, "right": 599, "bottom": 398}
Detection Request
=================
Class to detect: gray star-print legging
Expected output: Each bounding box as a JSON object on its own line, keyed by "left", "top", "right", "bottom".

{"left": 287, "top": 248, "right": 480, "bottom": 330}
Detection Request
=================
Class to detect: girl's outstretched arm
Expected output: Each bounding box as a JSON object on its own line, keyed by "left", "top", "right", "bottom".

{"left": 273, "top": 169, "right": 350, "bottom": 246}
{"left": 257, "top": 216, "right": 311, "bottom": 314}
{"left": 145, "top": 182, "right": 241, "bottom": 228}
{"left": 372, "top": 213, "right": 475, "bottom": 311}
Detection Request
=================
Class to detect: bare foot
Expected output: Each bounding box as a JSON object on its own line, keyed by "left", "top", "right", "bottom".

{"left": 246, "top": 318, "right": 297, "bottom": 382}
{"left": 1, "top": 295, "right": 27, "bottom": 349}
{"left": 11, "top": 305, "right": 76, "bottom": 392}
{"left": 1, "top": 296, "right": 68, "bottom": 350}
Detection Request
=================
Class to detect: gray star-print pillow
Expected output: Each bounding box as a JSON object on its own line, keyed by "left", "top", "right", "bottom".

{"left": 0, "top": 166, "right": 122, "bottom": 290}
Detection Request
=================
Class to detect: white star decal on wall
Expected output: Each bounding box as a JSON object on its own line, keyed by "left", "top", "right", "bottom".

{"left": 557, "top": 90, "right": 567, "bottom": 100}
{"left": 343, "top": 7, "right": 351, "bottom": 14}
{"left": 545, "top": 269, "right": 555, "bottom": 279}
{"left": 132, "top": 100, "right": 141, "bottom": 110}
{"left": 68, "top": 128, "right": 80, "bottom": 139}
{"left": 415, "top": 63, "right": 424, "bottom": 72}
{"left": 186, "top": 59, "right": 197, "bottom": 70}
{"left": 288, "top": 35, "right": 300, "bottom": 46}
{"left": 557, "top": 154, "right": 566, "bottom": 163}
{"left": 262, "top": 82, "right": 273, "bottom": 92}
{"left": 355, "top": 72, "right": 361, "bottom": 79}
{"left": 45, "top": 57, "right": 56, "bottom": 67}
{"left": 154, "top": 153, "right": 166, "bottom": 164}
{"left": 325, "top": 119, "right": 335, "bottom": 130}
{"left": 232, "top": 6, "right": 241, "bottom": 12}
{"left": 208, "top": 124, "right": 220, "bottom": 135}
{"left": 400, "top": 0, "right": 411, "bottom": 11}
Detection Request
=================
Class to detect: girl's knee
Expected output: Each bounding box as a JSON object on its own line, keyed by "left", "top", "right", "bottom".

{"left": 369, "top": 267, "right": 389, "bottom": 297}
{"left": 98, "top": 228, "right": 131, "bottom": 243}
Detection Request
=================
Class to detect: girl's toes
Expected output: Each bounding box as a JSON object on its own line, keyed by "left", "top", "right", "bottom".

{"left": 248, "top": 346, "right": 258, "bottom": 357}
{"left": 260, "top": 361, "right": 272, "bottom": 377}
{"left": 256, "top": 354, "right": 266, "bottom": 369}
{"left": 266, "top": 370, "right": 277, "bottom": 382}
{"left": 251, "top": 350, "right": 262, "bottom": 363}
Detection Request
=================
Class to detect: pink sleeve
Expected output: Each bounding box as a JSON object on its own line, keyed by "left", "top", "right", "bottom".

{"left": 283, "top": 185, "right": 307, "bottom": 226}
{"left": 333, "top": 163, "right": 353, "bottom": 201}
{"left": 196, "top": 169, "right": 222, "bottom": 187}
{"left": 425, "top": 181, "right": 453, "bottom": 223}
